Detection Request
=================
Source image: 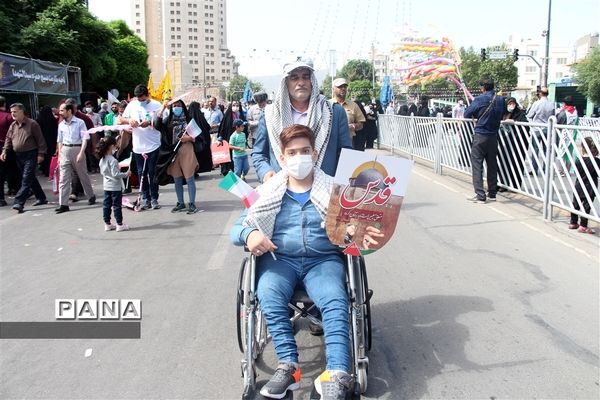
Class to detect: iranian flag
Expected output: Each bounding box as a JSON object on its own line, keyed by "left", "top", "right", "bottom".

{"left": 219, "top": 171, "right": 260, "bottom": 208}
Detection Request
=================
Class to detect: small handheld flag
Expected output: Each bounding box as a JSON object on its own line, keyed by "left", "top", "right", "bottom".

{"left": 185, "top": 119, "right": 202, "bottom": 138}
{"left": 219, "top": 171, "right": 260, "bottom": 208}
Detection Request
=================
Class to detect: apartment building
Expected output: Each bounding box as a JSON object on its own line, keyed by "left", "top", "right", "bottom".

{"left": 130, "top": 0, "right": 238, "bottom": 96}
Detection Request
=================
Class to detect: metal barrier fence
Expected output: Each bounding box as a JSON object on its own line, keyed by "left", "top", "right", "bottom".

{"left": 378, "top": 114, "right": 600, "bottom": 224}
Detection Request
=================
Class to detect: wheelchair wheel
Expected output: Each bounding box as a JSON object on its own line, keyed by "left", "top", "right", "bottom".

{"left": 236, "top": 257, "right": 268, "bottom": 358}
{"left": 236, "top": 258, "right": 248, "bottom": 353}
{"left": 357, "top": 363, "right": 368, "bottom": 394}
{"left": 359, "top": 257, "right": 372, "bottom": 352}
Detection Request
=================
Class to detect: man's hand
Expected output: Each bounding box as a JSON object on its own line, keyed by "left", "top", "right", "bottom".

{"left": 37, "top": 154, "right": 44, "bottom": 164}
{"left": 76, "top": 152, "right": 84, "bottom": 163}
{"left": 0, "top": 153, "right": 5, "bottom": 162}
{"left": 129, "top": 118, "right": 140, "bottom": 128}
{"left": 247, "top": 230, "right": 277, "bottom": 256}
{"left": 362, "top": 225, "right": 385, "bottom": 250}
{"left": 263, "top": 170, "right": 276, "bottom": 182}
{"left": 502, "top": 119, "right": 515, "bottom": 124}
{"left": 140, "top": 120, "right": 151, "bottom": 128}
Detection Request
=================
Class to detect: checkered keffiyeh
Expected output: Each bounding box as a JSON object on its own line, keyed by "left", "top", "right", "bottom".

{"left": 264, "top": 73, "right": 333, "bottom": 169}
{"left": 242, "top": 169, "right": 333, "bottom": 238}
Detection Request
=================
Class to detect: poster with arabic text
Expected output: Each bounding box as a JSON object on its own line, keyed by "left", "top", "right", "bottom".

{"left": 326, "top": 149, "right": 413, "bottom": 255}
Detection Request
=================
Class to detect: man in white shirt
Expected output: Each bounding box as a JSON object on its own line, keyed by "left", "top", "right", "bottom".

{"left": 55, "top": 102, "right": 96, "bottom": 214}
{"left": 526, "top": 87, "right": 555, "bottom": 174}
{"left": 119, "top": 84, "right": 163, "bottom": 210}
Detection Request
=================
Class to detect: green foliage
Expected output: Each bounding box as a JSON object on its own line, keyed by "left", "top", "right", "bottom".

{"left": 339, "top": 60, "right": 374, "bottom": 82}
{"left": 0, "top": 0, "right": 150, "bottom": 96}
{"left": 574, "top": 46, "right": 600, "bottom": 104}
{"left": 226, "top": 75, "right": 263, "bottom": 101}
{"left": 321, "top": 75, "right": 333, "bottom": 98}
{"left": 460, "top": 45, "right": 518, "bottom": 93}
{"left": 348, "top": 80, "right": 376, "bottom": 104}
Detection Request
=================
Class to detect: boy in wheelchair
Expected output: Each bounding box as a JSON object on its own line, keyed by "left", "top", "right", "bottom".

{"left": 230, "top": 124, "right": 382, "bottom": 399}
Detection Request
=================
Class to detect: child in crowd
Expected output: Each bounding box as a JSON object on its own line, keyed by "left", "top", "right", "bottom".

{"left": 96, "top": 136, "right": 131, "bottom": 232}
{"left": 568, "top": 137, "right": 599, "bottom": 234}
{"left": 228, "top": 119, "right": 249, "bottom": 180}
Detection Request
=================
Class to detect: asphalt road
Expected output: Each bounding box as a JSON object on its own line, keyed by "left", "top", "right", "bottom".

{"left": 1, "top": 150, "right": 598, "bottom": 400}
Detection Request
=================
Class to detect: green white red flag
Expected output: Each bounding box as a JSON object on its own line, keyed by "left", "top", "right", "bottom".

{"left": 218, "top": 171, "right": 260, "bottom": 208}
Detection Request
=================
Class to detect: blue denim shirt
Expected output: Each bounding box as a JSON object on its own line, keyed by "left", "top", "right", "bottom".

{"left": 464, "top": 90, "right": 506, "bottom": 135}
{"left": 230, "top": 192, "right": 340, "bottom": 257}
{"left": 251, "top": 103, "right": 352, "bottom": 182}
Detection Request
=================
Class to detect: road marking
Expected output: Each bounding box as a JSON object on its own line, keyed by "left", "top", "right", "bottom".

{"left": 488, "top": 206, "right": 513, "bottom": 218}
{"left": 520, "top": 221, "right": 594, "bottom": 260}
{"left": 432, "top": 179, "right": 460, "bottom": 193}
{"left": 206, "top": 211, "right": 241, "bottom": 270}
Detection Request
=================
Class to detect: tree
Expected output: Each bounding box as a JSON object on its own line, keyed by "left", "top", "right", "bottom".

{"left": 107, "top": 21, "right": 150, "bottom": 95}
{"left": 19, "top": 0, "right": 116, "bottom": 92}
{"left": 460, "top": 46, "right": 518, "bottom": 93}
{"left": 574, "top": 46, "right": 600, "bottom": 104}
{"left": 348, "top": 80, "right": 376, "bottom": 104}
{"left": 339, "top": 60, "right": 374, "bottom": 82}
{"left": 226, "top": 75, "right": 263, "bottom": 101}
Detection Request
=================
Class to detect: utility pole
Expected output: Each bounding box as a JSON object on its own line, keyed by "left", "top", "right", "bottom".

{"left": 542, "top": 0, "right": 552, "bottom": 87}
{"left": 371, "top": 42, "right": 376, "bottom": 92}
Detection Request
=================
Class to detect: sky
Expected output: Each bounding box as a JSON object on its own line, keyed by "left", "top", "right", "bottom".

{"left": 89, "top": 0, "right": 600, "bottom": 78}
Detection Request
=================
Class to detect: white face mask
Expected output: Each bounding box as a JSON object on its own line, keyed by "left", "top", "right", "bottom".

{"left": 285, "top": 154, "right": 313, "bottom": 180}
{"left": 507, "top": 105, "right": 515, "bottom": 112}
{"left": 85, "top": 107, "right": 93, "bottom": 113}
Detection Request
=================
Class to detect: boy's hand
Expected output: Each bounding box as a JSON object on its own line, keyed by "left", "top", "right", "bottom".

{"left": 126, "top": 170, "right": 132, "bottom": 176}
{"left": 247, "top": 230, "right": 277, "bottom": 256}
{"left": 362, "top": 226, "right": 384, "bottom": 249}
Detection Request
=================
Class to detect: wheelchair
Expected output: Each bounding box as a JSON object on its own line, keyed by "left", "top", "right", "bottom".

{"left": 236, "top": 252, "right": 373, "bottom": 399}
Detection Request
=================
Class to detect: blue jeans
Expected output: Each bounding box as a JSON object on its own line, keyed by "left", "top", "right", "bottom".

{"left": 103, "top": 190, "right": 123, "bottom": 225}
{"left": 256, "top": 253, "right": 350, "bottom": 372}
{"left": 133, "top": 148, "right": 160, "bottom": 202}
{"left": 14, "top": 149, "right": 46, "bottom": 206}
{"left": 233, "top": 155, "right": 249, "bottom": 177}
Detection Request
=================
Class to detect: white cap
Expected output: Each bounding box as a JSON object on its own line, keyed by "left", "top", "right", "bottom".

{"left": 283, "top": 61, "right": 314, "bottom": 75}
{"left": 332, "top": 78, "right": 348, "bottom": 87}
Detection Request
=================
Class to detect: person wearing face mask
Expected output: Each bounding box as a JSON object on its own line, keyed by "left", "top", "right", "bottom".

{"left": 499, "top": 97, "right": 529, "bottom": 192}
{"left": 119, "top": 84, "right": 163, "bottom": 210}
{"left": 84, "top": 101, "right": 103, "bottom": 128}
{"left": 231, "top": 124, "right": 383, "bottom": 400}
{"left": 217, "top": 101, "right": 247, "bottom": 176}
{"left": 157, "top": 99, "right": 200, "bottom": 214}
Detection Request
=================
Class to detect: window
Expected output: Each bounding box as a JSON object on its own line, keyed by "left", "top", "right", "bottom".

{"left": 170, "top": 18, "right": 175, "bottom": 22}
{"left": 529, "top": 50, "right": 537, "bottom": 57}
{"left": 136, "top": 21, "right": 140, "bottom": 25}
{"left": 171, "top": 35, "right": 175, "bottom": 39}
{"left": 171, "top": 27, "right": 175, "bottom": 31}
{"left": 177, "top": 27, "right": 181, "bottom": 31}
{"left": 556, "top": 72, "right": 563, "bottom": 78}
{"left": 526, "top": 66, "right": 537, "bottom": 73}
{"left": 531, "top": 80, "right": 536, "bottom": 86}
{"left": 171, "top": 51, "right": 176, "bottom": 56}
{"left": 170, "top": 10, "right": 174, "bottom": 14}
{"left": 136, "top": 12, "right": 140, "bottom": 17}
{"left": 136, "top": 29, "right": 141, "bottom": 33}
{"left": 556, "top": 58, "right": 567, "bottom": 65}
{"left": 135, "top": 4, "right": 139, "bottom": 8}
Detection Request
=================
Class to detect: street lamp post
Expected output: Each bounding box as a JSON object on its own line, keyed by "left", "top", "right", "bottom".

{"left": 202, "top": 54, "right": 207, "bottom": 99}
{"left": 542, "top": 0, "right": 552, "bottom": 88}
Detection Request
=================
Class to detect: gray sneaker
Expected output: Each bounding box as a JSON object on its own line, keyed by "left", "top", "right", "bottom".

{"left": 260, "top": 363, "right": 301, "bottom": 399}
{"left": 186, "top": 202, "right": 198, "bottom": 214}
{"left": 171, "top": 202, "right": 186, "bottom": 213}
{"left": 141, "top": 200, "right": 152, "bottom": 210}
{"left": 316, "top": 370, "right": 353, "bottom": 400}
{"left": 151, "top": 200, "right": 161, "bottom": 209}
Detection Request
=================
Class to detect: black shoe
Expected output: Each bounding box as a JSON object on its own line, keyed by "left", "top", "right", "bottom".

{"left": 88, "top": 195, "right": 96, "bottom": 205}
{"left": 12, "top": 204, "right": 24, "bottom": 213}
{"left": 55, "top": 205, "right": 70, "bottom": 214}
{"left": 0, "top": 199, "right": 6, "bottom": 207}
{"left": 488, "top": 195, "right": 496, "bottom": 202}
{"left": 467, "top": 195, "right": 486, "bottom": 203}
{"left": 260, "top": 363, "right": 301, "bottom": 399}
{"left": 32, "top": 199, "right": 48, "bottom": 206}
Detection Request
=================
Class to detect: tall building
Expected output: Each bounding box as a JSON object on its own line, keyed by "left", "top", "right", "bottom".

{"left": 130, "top": 0, "right": 238, "bottom": 96}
